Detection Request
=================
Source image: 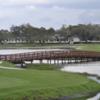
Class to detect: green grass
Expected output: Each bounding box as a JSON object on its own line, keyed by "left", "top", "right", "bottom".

{"left": 0, "top": 43, "right": 68, "bottom": 49}
{"left": 74, "top": 44, "right": 100, "bottom": 52}
{"left": 26, "top": 64, "right": 59, "bottom": 70}
{"left": 0, "top": 43, "right": 100, "bottom": 100}
{"left": 0, "top": 68, "right": 99, "bottom": 100}
{"left": 0, "top": 61, "right": 15, "bottom": 68}
{"left": 0, "top": 43, "right": 34, "bottom": 48}
{"left": 0, "top": 43, "right": 100, "bottom": 52}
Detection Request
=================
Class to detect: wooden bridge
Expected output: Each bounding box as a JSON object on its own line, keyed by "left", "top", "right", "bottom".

{"left": 0, "top": 50, "right": 100, "bottom": 64}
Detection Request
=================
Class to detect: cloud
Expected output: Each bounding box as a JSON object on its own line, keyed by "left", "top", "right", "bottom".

{"left": 79, "top": 10, "right": 100, "bottom": 24}
{"left": 0, "top": 0, "right": 99, "bottom": 29}
{"left": 0, "top": 0, "right": 48, "bottom": 6}
{"left": 0, "top": 0, "right": 100, "bottom": 9}
{"left": 47, "top": 0, "right": 100, "bottom": 9}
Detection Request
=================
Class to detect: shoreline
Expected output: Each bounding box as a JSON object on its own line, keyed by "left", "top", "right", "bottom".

{"left": 0, "top": 68, "right": 100, "bottom": 100}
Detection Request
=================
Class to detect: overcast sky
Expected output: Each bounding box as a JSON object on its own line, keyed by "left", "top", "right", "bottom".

{"left": 0, "top": 0, "right": 100, "bottom": 29}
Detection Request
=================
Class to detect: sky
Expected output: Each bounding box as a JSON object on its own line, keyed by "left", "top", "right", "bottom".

{"left": 0, "top": 0, "right": 100, "bottom": 29}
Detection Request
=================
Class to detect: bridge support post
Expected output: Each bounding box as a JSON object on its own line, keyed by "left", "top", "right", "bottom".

{"left": 31, "top": 60, "right": 33, "bottom": 64}
{"left": 65, "top": 58, "right": 67, "bottom": 64}
{"left": 54, "top": 60, "right": 56, "bottom": 64}
{"left": 61, "top": 59, "right": 64, "bottom": 64}
{"left": 55, "top": 60, "right": 58, "bottom": 65}
{"left": 33, "top": 60, "right": 34, "bottom": 64}
{"left": 57, "top": 60, "right": 59, "bottom": 64}
{"left": 50, "top": 60, "right": 52, "bottom": 64}
{"left": 75, "top": 58, "right": 78, "bottom": 63}
{"left": 47, "top": 60, "right": 49, "bottom": 64}
{"left": 67, "top": 58, "right": 69, "bottom": 64}
{"left": 40, "top": 60, "right": 43, "bottom": 64}
{"left": 68, "top": 58, "right": 70, "bottom": 64}
{"left": 80, "top": 58, "right": 83, "bottom": 63}
{"left": 47, "top": 60, "right": 51, "bottom": 64}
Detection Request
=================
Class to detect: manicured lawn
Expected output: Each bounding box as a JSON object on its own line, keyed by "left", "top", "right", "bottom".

{"left": 0, "top": 43, "right": 100, "bottom": 51}
{"left": 0, "top": 61, "right": 15, "bottom": 68}
{"left": 26, "top": 64, "right": 59, "bottom": 70}
{"left": 0, "top": 43, "right": 34, "bottom": 48}
{"left": 0, "top": 43, "right": 68, "bottom": 49}
{"left": 0, "top": 68, "right": 99, "bottom": 100}
{"left": 74, "top": 44, "right": 100, "bottom": 52}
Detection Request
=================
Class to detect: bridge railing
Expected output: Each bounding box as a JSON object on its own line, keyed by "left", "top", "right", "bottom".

{"left": 0, "top": 50, "right": 100, "bottom": 62}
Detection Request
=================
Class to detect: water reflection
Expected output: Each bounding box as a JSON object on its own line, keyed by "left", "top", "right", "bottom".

{"left": 0, "top": 49, "right": 100, "bottom": 100}
{"left": 0, "top": 49, "right": 64, "bottom": 55}
{"left": 61, "top": 62, "right": 100, "bottom": 76}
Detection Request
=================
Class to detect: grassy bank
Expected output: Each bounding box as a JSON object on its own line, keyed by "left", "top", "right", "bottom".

{"left": 0, "top": 43, "right": 100, "bottom": 52}
{"left": 74, "top": 43, "right": 100, "bottom": 52}
{"left": 0, "top": 43, "right": 69, "bottom": 49}
{"left": 26, "top": 64, "right": 59, "bottom": 70}
{"left": 0, "top": 64, "right": 99, "bottom": 100}
{"left": 0, "top": 61, "right": 16, "bottom": 68}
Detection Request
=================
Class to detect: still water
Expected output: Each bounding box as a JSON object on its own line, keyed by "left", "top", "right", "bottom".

{"left": 61, "top": 62, "right": 100, "bottom": 76}
{"left": 0, "top": 49, "right": 65, "bottom": 55}
{"left": 61, "top": 62, "right": 100, "bottom": 100}
{"left": 0, "top": 49, "right": 100, "bottom": 100}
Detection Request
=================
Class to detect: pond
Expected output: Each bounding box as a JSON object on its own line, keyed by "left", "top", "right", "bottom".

{"left": 0, "top": 49, "right": 65, "bottom": 55}
{"left": 61, "top": 62, "right": 100, "bottom": 100}
{"left": 0, "top": 49, "right": 100, "bottom": 100}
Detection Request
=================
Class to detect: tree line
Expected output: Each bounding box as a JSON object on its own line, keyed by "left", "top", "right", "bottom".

{"left": 0, "top": 24, "right": 100, "bottom": 43}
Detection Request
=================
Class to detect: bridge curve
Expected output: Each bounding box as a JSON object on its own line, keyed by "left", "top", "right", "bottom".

{"left": 0, "top": 50, "right": 100, "bottom": 63}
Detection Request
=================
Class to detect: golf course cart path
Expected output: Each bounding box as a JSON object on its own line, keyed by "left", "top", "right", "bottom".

{"left": 0, "top": 66, "right": 24, "bottom": 70}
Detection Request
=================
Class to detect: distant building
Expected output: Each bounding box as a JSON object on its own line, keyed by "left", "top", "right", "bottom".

{"left": 73, "top": 37, "right": 80, "bottom": 42}
{"left": 2, "top": 39, "right": 27, "bottom": 44}
{"left": 68, "top": 36, "right": 80, "bottom": 44}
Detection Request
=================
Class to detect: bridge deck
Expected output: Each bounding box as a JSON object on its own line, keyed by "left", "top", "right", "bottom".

{"left": 0, "top": 50, "right": 100, "bottom": 63}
